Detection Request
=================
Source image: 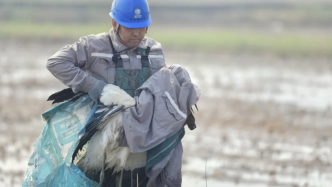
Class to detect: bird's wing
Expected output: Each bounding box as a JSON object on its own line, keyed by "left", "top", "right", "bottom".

{"left": 47, "top": 88, "right": 84, "bottom": 104}
{"left": 71, "top": 105, "right": 124, "bottom": 163}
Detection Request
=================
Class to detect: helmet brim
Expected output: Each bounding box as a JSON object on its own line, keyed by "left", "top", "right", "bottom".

{"left": 110, "top": 12, "right": 151, "bottom": 29}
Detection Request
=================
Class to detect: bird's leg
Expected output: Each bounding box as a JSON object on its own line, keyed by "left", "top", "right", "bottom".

{"left": 119, "top": 168, "right": 124, "bottom": 187}
{"left": 137, "top": 173, "right": 139, "bottom": 187}
{"left": 99, "top": 148, "right": 106, "bottom": 186}
{"left": 131, "top": 170, "right": 133, "bottom": 187}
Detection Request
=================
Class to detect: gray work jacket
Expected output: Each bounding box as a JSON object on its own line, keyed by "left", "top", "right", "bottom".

{"left": 122, "top": 65, "right": 201, "bottom": 187}
{"left": 47, "top": 29, "right": 166, "bottom": 101}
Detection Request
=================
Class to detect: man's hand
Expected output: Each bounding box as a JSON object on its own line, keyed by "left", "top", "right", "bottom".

{"left": 99, "top": 84, "right": 135, "bottom": 108}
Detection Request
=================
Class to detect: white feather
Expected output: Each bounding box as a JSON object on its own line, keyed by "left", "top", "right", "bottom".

{"left": 77, "top": 130, "right": 105, "bottom": 173}
{"left": 122, "top": 151, "right": 146, "bottom": 171}
{"left": 77, "top": 100, "right": 145, "bottom": 177}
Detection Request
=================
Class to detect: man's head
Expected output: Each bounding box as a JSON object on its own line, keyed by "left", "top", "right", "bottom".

{"left": 112, "top": 20, "right": 147, "bottom": 48}
{"left": 109, "top": 0, "right": 151, "bottom": 48}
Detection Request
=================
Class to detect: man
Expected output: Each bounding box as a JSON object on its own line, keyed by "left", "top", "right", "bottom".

{"left": 47, "top": 0, "right": 200, "bottom": 186}
{"left": 47, "top": 0, "right": 166, "bottom": 186}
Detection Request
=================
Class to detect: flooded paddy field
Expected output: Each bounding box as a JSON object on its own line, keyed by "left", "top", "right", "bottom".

{"left": 0, "top": 41, "right": 332, "bottom": 187}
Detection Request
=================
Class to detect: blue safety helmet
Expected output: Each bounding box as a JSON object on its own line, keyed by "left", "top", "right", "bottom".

{"left": 109, "top": 0, "right": 152, "bottom": 29}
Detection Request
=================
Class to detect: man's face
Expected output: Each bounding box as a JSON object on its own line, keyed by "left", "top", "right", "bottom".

{"left": 112, "top": 20, "right": 147, "bottom": 48}
{"left": 119, "top": 26, "right": 147, "bottom": 48}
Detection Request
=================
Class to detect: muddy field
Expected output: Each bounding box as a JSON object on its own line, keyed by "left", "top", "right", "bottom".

{"left": 0, "top": 41, "right": 332, "bottom": 187}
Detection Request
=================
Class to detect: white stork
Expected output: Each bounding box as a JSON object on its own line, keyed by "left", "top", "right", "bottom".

{"left": 49, "top": 84, "right": 144, "bottom": 186}
{"left": 73, "top": 84, "right": 145, "bottom": 185}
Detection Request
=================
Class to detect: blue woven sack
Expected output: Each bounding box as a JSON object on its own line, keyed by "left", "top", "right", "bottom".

{"left": 22, "top": 95, "right": 99, "bottom": 187}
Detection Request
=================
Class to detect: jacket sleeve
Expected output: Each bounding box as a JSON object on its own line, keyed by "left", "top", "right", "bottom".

{"left": 46, "top": 36, "right": 106, "bottom": 101}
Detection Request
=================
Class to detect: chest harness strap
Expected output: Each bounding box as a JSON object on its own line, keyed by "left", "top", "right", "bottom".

{"left": 108, "top": 36, "right": 152, "bottom": 97}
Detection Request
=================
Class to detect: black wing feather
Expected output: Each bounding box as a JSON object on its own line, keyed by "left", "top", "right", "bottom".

{"left": 47, "top": 88, "right": 84, "bottom": 104}
{"left": 71, "top": 105, "right": 124, "bottom": 163}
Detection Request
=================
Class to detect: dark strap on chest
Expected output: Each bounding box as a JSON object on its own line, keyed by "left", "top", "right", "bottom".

{"left": 108, "top": 35, "right": 151, "bottom": 68}
{"left": 108, "top": 36, "right": 123, "bottom": 68}
{"left": 138, "top": 47, "right": 151, "bottom": 68}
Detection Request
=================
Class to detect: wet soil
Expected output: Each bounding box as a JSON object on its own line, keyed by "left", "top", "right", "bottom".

{"left": 1, "top": 41, "right": 332, "bottom": 187}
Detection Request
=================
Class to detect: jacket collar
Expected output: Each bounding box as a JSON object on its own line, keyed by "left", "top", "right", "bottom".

{"left": 109, "top": 29, "right": 147, "bottom": 53}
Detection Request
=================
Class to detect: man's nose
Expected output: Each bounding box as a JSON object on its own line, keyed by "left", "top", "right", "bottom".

{"left": 132, "top": 28, "right": 140, "bottom": 36}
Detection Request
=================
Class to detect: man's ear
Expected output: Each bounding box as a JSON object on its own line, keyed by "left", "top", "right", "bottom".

{"left": 111, "top": 19, "right": 118, "bottom": 30}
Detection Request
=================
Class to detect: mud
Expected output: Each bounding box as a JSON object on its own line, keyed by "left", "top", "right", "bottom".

{"left": 0, "top": 41, "right": 332, "bottom": 187}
